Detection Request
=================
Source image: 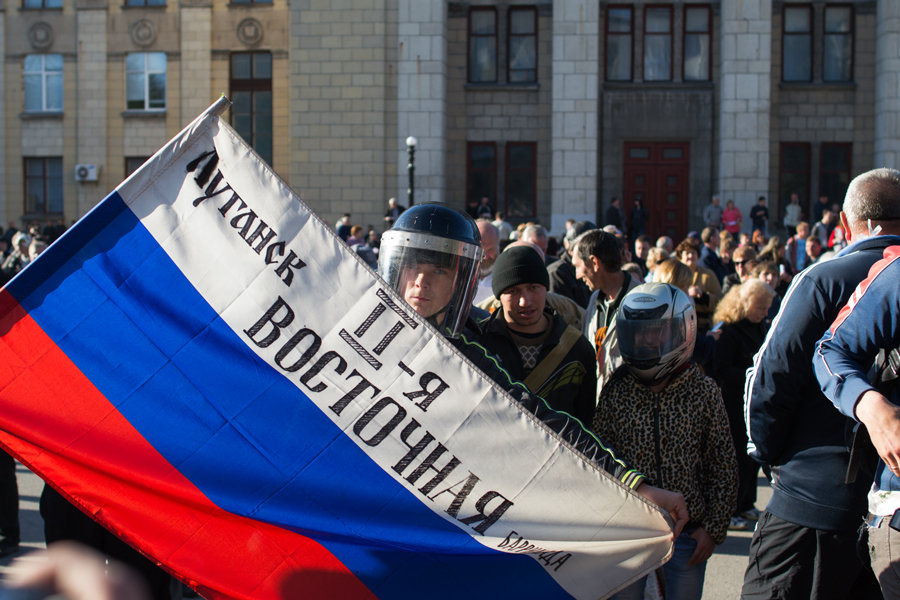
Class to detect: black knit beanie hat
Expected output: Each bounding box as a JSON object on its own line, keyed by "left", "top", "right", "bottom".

{"left": 491, "top": 245, "right": 550, "bottom": 297}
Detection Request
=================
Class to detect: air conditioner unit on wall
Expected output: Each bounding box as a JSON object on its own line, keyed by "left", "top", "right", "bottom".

{"left": 74, "top": 164, "right": 98, "bottom": 182}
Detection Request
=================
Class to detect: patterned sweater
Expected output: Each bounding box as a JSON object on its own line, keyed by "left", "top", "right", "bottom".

{"left": 592, "top": 363, "right": 737, "bottom": 543}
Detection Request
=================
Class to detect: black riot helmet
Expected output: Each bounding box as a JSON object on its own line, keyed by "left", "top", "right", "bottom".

{"left": 379, "top": 204, "right": 483, "bottom": 338}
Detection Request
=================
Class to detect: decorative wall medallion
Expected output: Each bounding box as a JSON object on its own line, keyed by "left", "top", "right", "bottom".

{"left": 130, "top": 18, "right": 157, "bottom": 47}
{"left": 28, "top": 22, "right": 54, "bottom": 50}
{"left": 236, "top": 17, "right": 263, "bottom": 46}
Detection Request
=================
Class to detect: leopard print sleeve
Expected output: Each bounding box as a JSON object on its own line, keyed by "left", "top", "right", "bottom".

{"left": 697, "top": 377, "right": 739, "bottom": 544}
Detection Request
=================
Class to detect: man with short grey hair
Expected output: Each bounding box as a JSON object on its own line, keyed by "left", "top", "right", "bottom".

{"left": 472, "top": 219, "right": 500, "bottom": 304}
{"left": 656, "top": 235, "right": 674, "bottom": 254}
{"left": 703, "top": 195, "right": 723, "bottom": 229}
{"left": 521, "top": 224, "right": 554, "bottom": 266}
{"left": 521, "top": 224, "right": 548, "bottom": 253}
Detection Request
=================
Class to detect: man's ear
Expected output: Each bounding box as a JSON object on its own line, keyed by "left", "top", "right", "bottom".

{"left": 840, "top": 211, "right": 853, "bottom": 243}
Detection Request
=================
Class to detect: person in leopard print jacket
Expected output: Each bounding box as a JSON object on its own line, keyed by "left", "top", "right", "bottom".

{"left": 592, "top": 283, "right": 737, "bottom": 600}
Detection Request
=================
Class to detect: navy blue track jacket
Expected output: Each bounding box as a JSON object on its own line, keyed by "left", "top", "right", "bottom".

{"left": 745, "top": 234, "right": 900, "bottom": 531}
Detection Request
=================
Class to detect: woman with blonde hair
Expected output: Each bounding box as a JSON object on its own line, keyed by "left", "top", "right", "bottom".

{"left": 654, "top": 258, "right": 693, "bottom": 293}
{"left": 658, "top": 258, "right": 718, "bottom": 367}
{"left": 713, "top": 279, "right": 774, "bottom": 327}
{"left": 712, "top": 280, "right": 775, "bottom": 531}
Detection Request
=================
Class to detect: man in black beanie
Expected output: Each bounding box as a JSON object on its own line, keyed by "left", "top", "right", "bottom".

{"left": 477, "top": 245, "right": 597, "bottom": 425}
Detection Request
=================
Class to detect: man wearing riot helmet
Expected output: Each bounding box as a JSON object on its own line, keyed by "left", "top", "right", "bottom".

{"left": 379, "top": 206, "right": 482, "bottom": 338}
{"left": 379, "top": 203, "right": 689, "bottom": 534}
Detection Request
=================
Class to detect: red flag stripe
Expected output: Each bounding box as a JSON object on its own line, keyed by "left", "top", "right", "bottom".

{"left": 0, "top": 291, "right": 377, "bottom": 600}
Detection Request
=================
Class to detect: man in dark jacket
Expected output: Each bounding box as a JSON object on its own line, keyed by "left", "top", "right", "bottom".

{"left": 383, "top": 197, "right": 405, "bottom": 227}
{"left": 741, "top": 167, "right": 900, "bottom": 600}
{"left": 547, "top": 220, "right": 594, "bottom": 308}
{"left": 605, "top": 197, "right": 625, "bottom": 232}
{"left": 699, "top": 226, "right": 727, "bottom": 284}
{"left": 749, "top": 196, "right": 769, "bottom": 236}
{"left": 477, "top": 245, "right": 596, "bottom": 425}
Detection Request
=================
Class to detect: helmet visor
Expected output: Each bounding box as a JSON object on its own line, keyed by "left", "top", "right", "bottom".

{"left": 379, "top": 230, "right": 482, "bottom": 337}
{"left": 617, "top": 316, "right": 687, "bottom": 368}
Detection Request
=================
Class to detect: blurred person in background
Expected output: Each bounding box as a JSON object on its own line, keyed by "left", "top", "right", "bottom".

{"left": 722, "top": 245, "right": 758, "bottom": 295}
{"left": 712, "top": 280, "right": 775, "bottom": 531}
{"left": 675, "top": 239, "right": 722, "bottom": 333}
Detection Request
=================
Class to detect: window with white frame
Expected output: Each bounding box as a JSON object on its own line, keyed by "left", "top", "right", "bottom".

{"left": 823, "top": 5, "right": 853, "bottom": 82}
{"left": 643, "top": 6, "right": 672, "bottom": 81}
{"left": 683, "top": 5, "right": 711, "bottom": 81}
{"left": 24, "top": 54, "right": 63, "bottom": 112}
{"left": 508, "top": 7, "right": 537, "bottom": 83}
{"left": 606, "top": 6, "right": 633, "bottom": 81}
{"left": 126, "top": 52, "right": 166, "bottom": 111}
{"left": 783, "top": 5, "right": 812, "bottom": 82}
{"left": 469, "top": 8, "right": 497, "bottom": 83}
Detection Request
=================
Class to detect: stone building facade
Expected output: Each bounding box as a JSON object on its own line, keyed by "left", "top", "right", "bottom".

{"left": 2, "top": 0, "right": 289, "bottom": 229}
{"left": 1, "top": 0, "right": 895, "bottom": 242}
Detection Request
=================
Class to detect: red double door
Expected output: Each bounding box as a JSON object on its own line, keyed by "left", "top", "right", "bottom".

{"left": 622, "top": 142, "right": 690, "bottom": 241}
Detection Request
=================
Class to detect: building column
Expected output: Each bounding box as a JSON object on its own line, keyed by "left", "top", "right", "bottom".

{"left": 397, "top": 0, "right": 446, "bottom": 206}
{"left": 550, "top": 0, "right": 598, "bottom": 234}
{"left": 75, "top": 8, "right": 108, "bottom": 218}
{"left": 718, "top": 0, "right": 771, "bottom": 221}
{"left": 180, "top": 1, "right": 212, "bottom": 124}
{"left": 875, "top": 0, "right": 900, "bottom": 166}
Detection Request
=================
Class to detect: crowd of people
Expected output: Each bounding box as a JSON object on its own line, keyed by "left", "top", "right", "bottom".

{"left": 332, "top": 169, "right": 900, "bottom": 599}
{"left": 0, "top": 220, "right": 65, "bottom": 286}
{"left": 4, "top": 168, "right": 900, "bottom": 599}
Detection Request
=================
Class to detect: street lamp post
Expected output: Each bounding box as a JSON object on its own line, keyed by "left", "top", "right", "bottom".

{"left": 406, "top": 136, "right": 417, "bottom": 206}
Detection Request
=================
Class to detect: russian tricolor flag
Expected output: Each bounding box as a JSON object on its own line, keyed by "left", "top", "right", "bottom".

{"left": 0, "top": 99, "right": 672, "bottom": 599}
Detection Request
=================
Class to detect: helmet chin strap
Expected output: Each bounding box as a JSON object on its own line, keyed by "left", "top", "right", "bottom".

{"left": 426, "top": 301, "right": 453, "bottom": 330}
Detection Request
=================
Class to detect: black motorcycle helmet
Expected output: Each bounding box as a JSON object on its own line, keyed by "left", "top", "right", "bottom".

{"left": 379, "top": 204, "right": 483, "bottom": 338}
